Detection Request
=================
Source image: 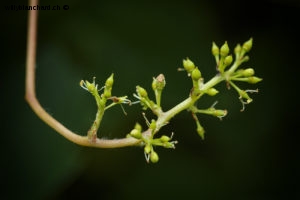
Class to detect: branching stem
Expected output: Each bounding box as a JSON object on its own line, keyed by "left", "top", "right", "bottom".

{"left": 24, "top": 0, "right": 261, "bottom": 160}
{"left": 155, "top": 74, "right": 224, "bottom": 131}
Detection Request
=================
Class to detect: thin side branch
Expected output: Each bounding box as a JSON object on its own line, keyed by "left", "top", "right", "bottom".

{"left": 25, "top": 0, "right": 140, "bottom": 148}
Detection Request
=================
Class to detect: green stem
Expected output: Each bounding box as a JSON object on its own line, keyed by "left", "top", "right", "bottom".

{"left": 87, "top": 107, "right": 104, "bottom": 141}
{"left": 227, "top": 60, "right": 240, "bottom": 74}
{"left": 227, "top": 55, "right": 248, "bottom": 74}
{"left": 155, "top": 90, "right": 162, "bottom": 107}
{"left": 155, "top": 74, "right": 225, "bottom": 130}
{"left": 88, "top": 87, "right": 106, "bottom": 141}
{"left": 156, "top": 97, "right": 193, "bottom": 128}
{"left": 200, "top": 74, "right": 224, "bottom": 91}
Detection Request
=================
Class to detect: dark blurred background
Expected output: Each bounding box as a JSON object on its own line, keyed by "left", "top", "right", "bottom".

{"left": 1, "top": 0, "right": 299, "bottom": 199}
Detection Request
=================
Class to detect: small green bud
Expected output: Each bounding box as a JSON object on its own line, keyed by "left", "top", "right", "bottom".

{"left": 136, "top": 86, "right": 148, "bottom": 98}
{"left": 105, "top": 74, "right": 114, "bottom": 88}
{"left": 163, "top": 142, "right": 175, "bottom": 148}
{"left": 103, "top": 89, "right": 111, "bottom": 98}
{"left": 220, "top": 41, "right": 229, "bottom": 57}
{"left": 160, "top": 135, "right": 171, "bottom": 142}
{"left": 150, "top": 151, "right": 159, "bottom": 163}
{"left": 197, "top": 126, "right": 205, "bottom": 140}
{"left": 239, "top": 90, "right": 252, "bottom": 103}
{"left": 183, "top": 58, "right": 195, "bottom": 72}
{"left": 134, "top": 123, "right": 142, "bottom": 132}
{"left": 191, "top": 68, "right": 201, "bottom": 81}
{"left": 149, "top": 119, "right": 156, "bottom": 130}
{"left": 224, "top": 55, "right": 233, "bottom": 66}
{"left": 242, "top": 38, "right": 253, "bottom": 52}
{"left": 144, "top": 144, "right": 151, "bottom": 154}
{"left": 130, "top": 129, "right": 141, "bottom": 139}
{"left": 213, "top": 109, "right": 227, "bottom": 117}
{"left": 80, "top": 78, "right": 100, "bottom": 97}
{"left": 234, "top": 44, "right": 242, "bottom": 55}
{"left": 211, "top": 42, "right": 219, "bottom": 56}
{"left": 86, "top": 81, "right": 96, "bottom": 92}
{"left": 242, "top": 68, "right": 255, "bottom": 77}
{"left": 247, "top": 76, "right": 263, "bottom": 84}
{"left": 152, "top": 74, "right": 166, "bottom": 91}
{"left": 206, "top": 88, "right": 219, "bottom": 96}
{"left": 80, "top": 80, "right": 96, "bottom": 93}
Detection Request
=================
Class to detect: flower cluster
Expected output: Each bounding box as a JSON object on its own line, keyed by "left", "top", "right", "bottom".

{"left": 213, "top": 38, "right": 262, "bottom": 110}
{"left": 80, "top": 38, "right": 262, "bottom": 163}
{"left": 80, "top": 74, "right": 131, "bottom": 141}
{"left": 127, "top": 122, "right": 177, "bottom": 163}
{"left": 179, "top": 38, "right": 262, "bottom": 139}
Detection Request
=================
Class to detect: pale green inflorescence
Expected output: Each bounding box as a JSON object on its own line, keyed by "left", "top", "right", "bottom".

{"left": 81, "top": 38, "right": 262, "bottom": 163}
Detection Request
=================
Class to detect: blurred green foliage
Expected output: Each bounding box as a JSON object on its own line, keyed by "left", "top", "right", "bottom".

{"left": 1, "top": 0, "right": 299, "bottom": 199}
